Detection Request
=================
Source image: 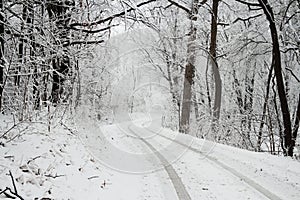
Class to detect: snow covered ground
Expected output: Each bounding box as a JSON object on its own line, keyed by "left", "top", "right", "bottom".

{"left": 1, "top": 112, "right": 300, "bottom": 199}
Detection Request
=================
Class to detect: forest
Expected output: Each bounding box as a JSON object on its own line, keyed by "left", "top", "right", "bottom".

{"left": 0, "top": 0, "right": 299, "bottom": 158}
{"left": 1, "top": 0, "right": 300, "bottom": 199}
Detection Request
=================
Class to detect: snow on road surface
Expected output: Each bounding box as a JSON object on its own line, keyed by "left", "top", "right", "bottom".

{"left": 1, "top": 113, "right": 300, "bottom": 199}
{"left": 78, "top": 113, "right": 300, "bottom": 200}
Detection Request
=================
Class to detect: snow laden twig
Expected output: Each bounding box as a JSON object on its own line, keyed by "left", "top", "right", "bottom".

{"left": 0, "top": 115, "right": 30, "bottom": 143}
{"left": 44, "top": 173, "right": 65, "bottom": 179}
{"left": 60, "top": 121, "right": 77, "bottom": 136}
{"left": 0, "top": 171, "right": 24, "bottom": 200}
{"left": 0, "top": 115, "right": 19, "bottom": 139}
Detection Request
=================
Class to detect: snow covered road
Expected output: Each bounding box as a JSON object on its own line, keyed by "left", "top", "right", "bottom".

{"left": 126, "top": 123, "right": 276, "bottom": 200}
{"left": 79, "top": 116, "right": 300, "bottom": 200}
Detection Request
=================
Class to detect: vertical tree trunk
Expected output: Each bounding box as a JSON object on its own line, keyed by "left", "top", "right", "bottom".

{"left": 205, "top": 58, "right": 212, "bottom": 114}
{"left": 36, "top": 2, "right": 48, "bottom": 105}
{"left": 244, "top": 69, "right": 255, "bottom": 148}
{"left": 179, "top": 25, "right": 196, "bottom": 133}
{"left": 170, "top": 12, "right": 181, "bottom": 129}
{"left": 257, "top": 63, "right": 273, "bottom": 151}
{"left": 0, "top": 0, "right": 4, "bottom": 110}
{"left": 258, "top": 0, "right": 293, "bottom": 156}
{"left": 292, "top": 94, "right": 300, "bottom": 149}
{"left": 272, "top": 76, "right": 285, "bottom": 153}
{"left": 47, "top": 0, "right": 73, "bottom": 104}
{"left": 178, "top": 0, "right": 206, "bottom": 133}
{"left": 193, "top": 92, "right": 200, "bottom": 123}
{"left": 210, "top": 0, "right": 222, "bottom": 132}
{"left": 267, "top": 105, "right": 275, "bottom": 154}
{"left": 15, "top": 4, "right": 28, "bottom": 86}
{"left": 51, "top": 58, "right": 62, "bottom": 104}
{"left": 233, "top": 70, "right": 244, "bottom": 114}
{"left": 26, "top": 3, "right": 40, "bottom": 109}
{"left": 166, "top": 47, "right": 181, "bottom": 128}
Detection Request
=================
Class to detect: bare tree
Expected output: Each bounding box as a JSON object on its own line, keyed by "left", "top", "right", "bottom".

{"left": 167, "top": 0, "right": 208, "bottom": 133}
{"left": 0, "top": 0, "right": 3, "bottom": 110}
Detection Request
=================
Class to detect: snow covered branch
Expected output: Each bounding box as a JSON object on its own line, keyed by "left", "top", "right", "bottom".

{"left": 69, "top": 0, "right": 157, "bottom": 28}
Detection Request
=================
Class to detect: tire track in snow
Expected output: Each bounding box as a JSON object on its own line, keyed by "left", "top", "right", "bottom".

{"left": 127, "top": 125, "right": 192, "bottom": 200}
{"left": 145, "top": 126, "right": 283, "bottom": 200}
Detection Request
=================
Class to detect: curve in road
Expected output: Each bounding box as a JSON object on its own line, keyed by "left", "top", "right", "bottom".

{"left": 127, "top": 125, "right": 192, "bottom": 200}
{"left": 145, "top": 126, "right": 283, "bottom": 200}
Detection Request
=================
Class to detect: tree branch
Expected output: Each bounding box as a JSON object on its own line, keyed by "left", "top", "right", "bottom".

{"left": 63, "top": 40, "right": 105, "bottom": 47}
{"left": 233, "top": 13, "right": 263, "bottom": 23}
{"left": 280, "top": 0, "right": 297, "bottom": 30}
{"left": 69, "top": 0, "right": 157, "bottom": 28}
{"left": 167, "top": 0, "right": 208, "bottom": 19}
{"left": 68, "top": 24, "right": 118, "bottom": 34}
{"left": 235, "top": 0, "right": 261, "bottom": 7}
{"left": 167, "top": 0, "right": 191, "bottom": 14}
{"left": 0, "top": 171, "right": 25, "bottom": 200}
{"left": 9, "top": 171, "right": 17, "bottom": 196}
{"left": 286, "top": 67, "right": 300, "bottom": 83}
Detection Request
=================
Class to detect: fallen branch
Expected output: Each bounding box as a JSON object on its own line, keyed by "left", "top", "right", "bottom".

{"left": 27, "top": 156, "right": 42, "bottom": 165}
{"left": 0, "top": 171, "right": 24, "bottom": 200}
{"left": 9, "top": 171, "right": 18, "bottom": 197}
{"left": 0, "top": 187, "right": 17, "bottom": 199}
{"left": 0, "top": 115, "right": 27, "bottom": 140}
{"left": 0, "top": 123, "right": 18, "bottom": 139}
{"left": 60, "top": 122, "right": 77, "bottom": 135}
{"left": 88, "top": 175, "right": 100, "bottom": 180}
{"left": 45, "top": 174, "right": 65, "bottom": 179}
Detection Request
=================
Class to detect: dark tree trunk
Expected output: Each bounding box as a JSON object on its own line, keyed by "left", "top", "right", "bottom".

{"left": 257, "top": 63, "right": 273, "bottom": 151}
{"left": 272, "top": 75, "right": 285, "bottom": 153}
{"left": 26, "top": 3, "right": 40, "bottom": 109}
{"left": 233, "top": 70, "right": 244, "bottom": 114}
{"left": 51, "top": 58, "right": 64, "bottom": 104}
{"left": 0, "top": 0, "right": 4, "bottom": 110}
{"left": 193, "top": 92, "right": 200, "bottom": 123}
{"left": 258, "top": 0, "right": 293, "bottom": 156}
{"left": 267, "top": 105, "right": 275, "bottom": 154}
{"left": 205, "top": 58, "right": 212, "bottom": 113}
{"left": 15, "top": 4, "right": 28, "bottom": 86}
{"left": 245, "top": 69, "right": 255, "bottom": 148}
{"left": 244, "top": 70, "right": 255, "bottom": 114}
{"left": 46, "top": 0, "right": 73, "bottom": 104}
{"left": 210, "top": 0, "right": 222, "bottom": 133}
{"left": 292, "top": 94, "right": 300, "bottom": 149}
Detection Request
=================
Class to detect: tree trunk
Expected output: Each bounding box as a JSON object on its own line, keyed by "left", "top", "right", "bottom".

{"left": 210, "top": 0, "right": 222, "bottom": 132}
{"left": 193, "top": 92, "right": 200, "bottom": 123}
{"left": 47, "top": 0, "right": 73, "bottom": 104}
{"left": 0, "top": 0, "right": 4, "bottom": 111}
{"left": 26, "top": 3, "right": 40, "bottom": 109}
{"left": 166, "top": 48, "right": 181, "bottom": 129}
{"left": 257, "top": 63, "right": 273, "bottom": 151}
{"left": 292, "top": 94, "right": 300, "bottom": 150}
{"left": 179, "top": 25, "right": 196, "bottom": 133}
{"left": 267, "top": 105, "right": 275, "bottom": 154}
{"left": 233, "top": 70, "right": 244, "bottom": 114}
{"left": 258, "top": 0, "right": 293, "bottom": 156}
{"left": 15, "top": 4, "right": 28, "bottom": 86}
{"left": 205, "top": 58, "right": 212, "bottom": 113}
{"left": 272, "top": 75, "right": 285, "bottom": 153}
{"left": 245, "top": 69, "right": 255, "bottom": 148}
